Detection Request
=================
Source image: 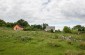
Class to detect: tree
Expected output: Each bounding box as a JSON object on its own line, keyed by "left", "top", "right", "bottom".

{"left": 63, "top": 26, "right": 71, "bottom": 33}
{"left": 16, "top": 19, "right": 29, "bottom": 27}
{"left": 50, "top": 29, "right": 54, "bottom": 33}
{"left": 73, "top": 25, "right": 82, "bottom": 30}
{"left": 73, "top": 25, "right": 85, "bottom": 32}
{"left": 42, "top": 23, "right": 48, "bottom": 30}
{"left": 0, "top": 19, "right": 6, "bottom": 27}
{"left": 6, "top": 22, "right": 14, "bottom": 28}
{"left": 55, "top": 29, "right": 61, "bottom": 32}
{"left": 31, "top": 24, "right": 42, "bottom": 30}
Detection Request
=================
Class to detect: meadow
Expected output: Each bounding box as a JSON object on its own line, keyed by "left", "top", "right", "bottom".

{"left": 0, "top": 28, "right": 85, "bottom": 55}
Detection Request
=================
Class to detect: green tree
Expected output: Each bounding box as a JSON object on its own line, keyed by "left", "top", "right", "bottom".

{"left": 63, "top": 26, "right": 71, "bottom": 33}
{"left": 42, "top": 23, "right": 48, "bottom": 30}
{"left": 31, "top": 24, "right": 42, "bottom": 30}
{"left": 0, "top": 19, "right": 6, "bottom": 27}
{"left": 73, "top": 25, "right": 82, "bottom": 30}
{"left": 50, "top": 29, "right": 54, "bottom": 33}
{"left": 73, "top": 25, "right": 85, "bottom": 32}
{"left": 55, "top": 29, "right": 61, "bottom": 33}
{"left": 16, "top": 19, "right": 29, "bottom": 27}
{"left": 6, "top": 22, "right": 14, "bottom": 28}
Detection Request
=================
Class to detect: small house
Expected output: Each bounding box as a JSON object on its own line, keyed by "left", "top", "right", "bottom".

{"left": 45, "top": 26, "right": 55, "bottom": 32}
{"left": 13, "top": 25, "right": 23, "bottom": 30}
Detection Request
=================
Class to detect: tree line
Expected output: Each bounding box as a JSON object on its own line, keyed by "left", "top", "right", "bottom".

{"left": 63, "top": 25, "right": 85, "bottom": 34}
{"left": 0, "top": 19, "right": 85, "bottom": 33}
{"left": 0, "top": 19, "right": 48, "bottom": 31}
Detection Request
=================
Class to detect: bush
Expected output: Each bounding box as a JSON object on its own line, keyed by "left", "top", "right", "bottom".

{"left": 63, "top": 26, "right": 71, "bottom": 33}
{"left": 24, "top": 27, "right": 42, "bottom": 31}
{"left": 50, "top": 29, "right": 54, "bottom": 33}
{"left": 16, "top": 19, "right": 30, "bottom": 27}
{"left": 55, "top": 29, "right": 61, "bottom": 33}
{"left": 24, "top": 27, "right": 32, "bottom": 31}
{"left": 0, "top": 19, "right": 6, "bottom": 27}
{"left": 71, "top": 30, "right": 78, "bottom": 34}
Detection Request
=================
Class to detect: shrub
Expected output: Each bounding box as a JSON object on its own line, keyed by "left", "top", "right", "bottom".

{"left": 50, "top": 29, "right": 54, "bottom": 33}
{"left": 63, "top": 26, "right": 71, "bottom": 33}
{"left": 16, "top": 19, "right": 30, "bottom": 27}
{"left": 0, "top": 19, "right": 6, "bottom": 27}
{"left": 23, "top": 27, "right": 32, "bottom": 31}
{"left": 71, "top": 30, "right": 78, "bottom": 34}
{"left": 55, "top": 29, "right": 61, "bottom": 33}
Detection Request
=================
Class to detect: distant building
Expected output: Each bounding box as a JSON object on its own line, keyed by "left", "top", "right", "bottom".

{"left": 13, "top": 25, "right": 23, "bottom": 30}
{"left": 45, "top": 26, "right": 55, "bottom": 32}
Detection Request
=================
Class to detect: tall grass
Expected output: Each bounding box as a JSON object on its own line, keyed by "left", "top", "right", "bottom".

{"left": 0, "top": 29, "right": 85, "bottom": 55}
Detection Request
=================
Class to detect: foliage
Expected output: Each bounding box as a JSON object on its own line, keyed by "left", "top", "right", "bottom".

{"left": 23, "top": 27, "right": 32, "bottom": 31}
{"left": 71, "top": 29, "right": 78, "bottom": 34}
{"left": 55, "top": 29, "right": 61, "bottom": 33}
{"left": 50, "top": 29, "right": 54, "bottom": 33}
{"left": 0, "top": 19, "right": 30, "bottom": 28}
{"left": 73, "top": 25, "right": 85, "bottom": 33}
{"left": 73, "top": 25, "right": 82, "bottom": 30}
{"left": 24, "top": 26, "right": 43, "bottom": 31}
{"left": 63, "top": 26, "right": 71, "bottom": 33}
{"left": 31, "top": 24, "right": 43, "bottom": 30}
{"left": 42, "top": 23, "right": 48, "bottom": 30}
{"left": 0, "top": 19, "right": 6, "bottom": 27}
{"left": 16, "top": 19, "right": 30, "bottom": 27}
{"left": 6, "top": 22, "right": 14, "bottom": 28}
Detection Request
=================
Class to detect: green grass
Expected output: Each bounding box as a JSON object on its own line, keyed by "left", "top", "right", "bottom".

{"left": 0, "top": 28, "right": 85, "bottom": 55}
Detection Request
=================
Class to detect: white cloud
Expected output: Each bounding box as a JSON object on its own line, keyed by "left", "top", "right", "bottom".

{"left": 0, "top": 0, "right": 85, "bottom": 30}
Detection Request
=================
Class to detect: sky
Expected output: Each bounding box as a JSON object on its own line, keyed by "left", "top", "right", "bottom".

{"left": 0, "top": 0, "right": 85, "bottom": 30}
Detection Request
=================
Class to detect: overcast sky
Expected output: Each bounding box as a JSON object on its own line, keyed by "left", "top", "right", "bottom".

{"left": 0, "top": 0, "right": 85, "bottom": 30}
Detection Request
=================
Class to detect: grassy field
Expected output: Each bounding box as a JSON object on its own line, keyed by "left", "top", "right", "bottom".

{"left": 0, "top": 28, "right": 85, "bottom": 55}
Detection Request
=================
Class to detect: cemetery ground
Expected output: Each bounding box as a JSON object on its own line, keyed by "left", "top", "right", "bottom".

{"left": 0, "top": 28, "right": 85, "bottom": 55}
